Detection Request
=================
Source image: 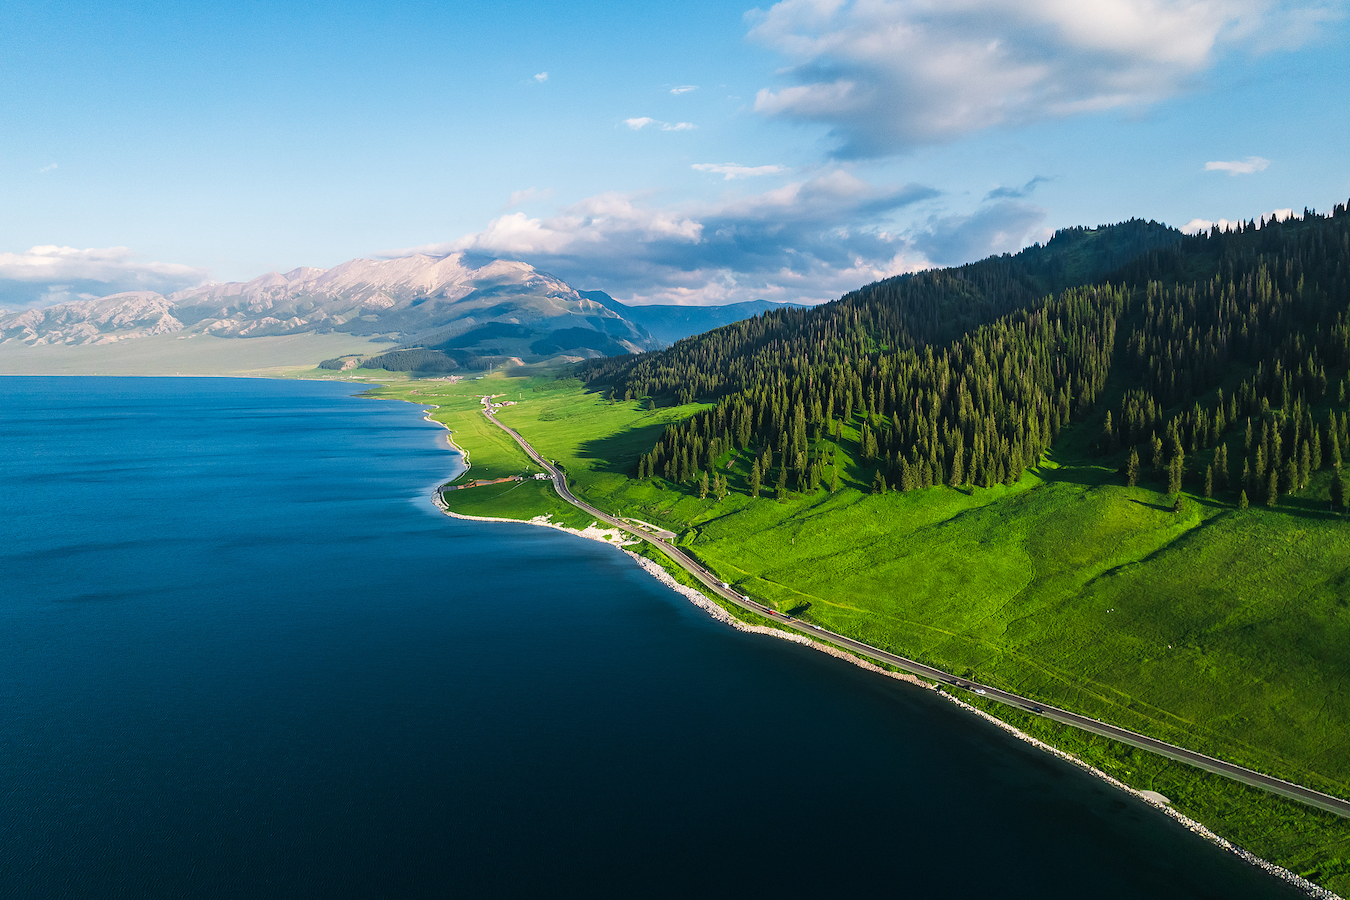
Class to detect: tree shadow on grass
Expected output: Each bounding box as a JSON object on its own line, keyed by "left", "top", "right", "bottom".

{"left": 1146, "top": 493, "right": 1349, "bottom": 522}
{"left": 1033, "top": 442, "right": 1125, "bottom": 488}
{"left": 572, "top": 418, "right": 676, "bottom": 476}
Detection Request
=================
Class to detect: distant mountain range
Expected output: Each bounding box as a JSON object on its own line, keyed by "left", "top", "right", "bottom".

{"left": 0, "top": 254, "right": 802, "bottom": 370}
{"left": 0, "top": 254, "right": 660, "bottom": 364}
{"left": 577, "top": 293, "right": 801, "bottom": 345}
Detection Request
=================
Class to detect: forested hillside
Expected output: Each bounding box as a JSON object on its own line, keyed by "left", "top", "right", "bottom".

{"left": 591, "top": 206, "right": 1350, "bottom": 507}
{"left": 581, "top": 218, "right": 1180, "bottom": 402}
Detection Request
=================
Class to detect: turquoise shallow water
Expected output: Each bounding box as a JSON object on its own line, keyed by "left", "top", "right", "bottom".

{"left": 0, "top": 376, "right": 1305, "bottom": 898}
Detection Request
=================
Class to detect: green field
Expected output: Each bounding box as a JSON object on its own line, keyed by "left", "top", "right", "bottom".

{"left": 371, "top": 376, "right": 593, "bottom": 528}
{"left": 358, "top": 366, "right": 1350, "bottom": 896}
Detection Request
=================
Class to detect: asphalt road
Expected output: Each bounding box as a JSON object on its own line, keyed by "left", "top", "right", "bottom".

{"left": 478, "top": 399, "right": 1350, "bottom": 820}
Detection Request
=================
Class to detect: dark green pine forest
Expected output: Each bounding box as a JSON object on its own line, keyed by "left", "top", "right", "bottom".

{"left": 583, "top": 205, "right": 1350, "bottom": 511}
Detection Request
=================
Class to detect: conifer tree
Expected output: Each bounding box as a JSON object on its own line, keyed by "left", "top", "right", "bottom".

{"left": 699, "top": 471, "right": 709, "bottom": 500}
{"left": 1126, "top": 448, "right": 1139, "bottom": 487}
{"left": 1267, "top": 468, "right": 1280, "bottom": 507}
{"left": 1332, "top": 467, "right": 1346, "bottom": 512}
{"left": 749, "top": 460, "right": 761, "bottom": 498}
{"left": 1204, "top": 464, "right": 1213, "bottom": 498}
{"left": 1239, "top": 489, "right": 1249, "bottom": 510}
{"left": 1151, "top": 434, "right": 1165, "bottom": 472}
{"left": 873, "top": 470, "right": 887, "bottom": 494}
{"left": 776, "top": 463, "right": 787, "bottom": 496}
{"left": 1299, "top": 440, "right": 1311, "bottom": 488}
{"left": 830, "top": 464, "right": 840, "bottom": 493}
{"left": 1168, "top": 451, "right": 1184, "bottom": 495}
{"left": 1100, "top": 412, "right": 1115, "bottom": 454}
{"left": 1284, "top": 458, "right": 1298, "bottom": 493}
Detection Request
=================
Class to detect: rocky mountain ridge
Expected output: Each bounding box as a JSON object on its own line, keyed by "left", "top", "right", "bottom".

{"left": 0, "top": 253, "right": 660, "bottom": 359}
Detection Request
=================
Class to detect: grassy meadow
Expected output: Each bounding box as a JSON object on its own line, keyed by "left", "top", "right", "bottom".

{"left": 368, "top": 375, "right": 593, "bottom": 528}
{"left": 351, "top": 366, "right": 1350, "bottom": 895}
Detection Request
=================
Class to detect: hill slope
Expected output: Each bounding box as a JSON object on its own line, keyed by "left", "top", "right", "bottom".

{"left": 582, "top": 217, "right": 1182, "bottom": 402}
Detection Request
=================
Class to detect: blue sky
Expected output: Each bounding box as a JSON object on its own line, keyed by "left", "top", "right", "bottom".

{"left": 2, "top": 0, "right": 1348, "bottom": 307}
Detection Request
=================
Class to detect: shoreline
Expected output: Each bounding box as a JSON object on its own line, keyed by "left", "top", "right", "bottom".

{"left": 429, "top": 487, "right": 1339, "bottom": 900}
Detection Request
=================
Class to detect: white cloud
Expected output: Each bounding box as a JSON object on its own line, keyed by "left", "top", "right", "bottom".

{"left": 624, "top": 117, "right": 696, "bottom": 132}
{"left": 1204, "top": 156, "right": 1270, "bottom": 175}
{"left": 1181, "top": 207, "right": 1294, "bottom": 233}
{"left": 693, "top": 163, "right": 791, "bottom": 180}
{"left": 0, "top": 245, "right": 207, "bottom": 308}
{"left": 533, "top": 71, "right": 549, "bottom": 82}
{"left": 38, "top": 162, "right": 58, "bottom": 174}
{"left": 670, "top": 85, "right": 699, "bottom": 94}
{"left": 383, "top": 172, "right": 948, "bottom": 305}
{"left": 747, "top": 0, "right": 1341, "bottom": 156}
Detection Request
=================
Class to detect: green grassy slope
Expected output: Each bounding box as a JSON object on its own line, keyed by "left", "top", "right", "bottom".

{"left": 490, "top": 376, "right": 1350, "bottom": 793}
{"left": 454, "top": 369, "right": 1350, "bottom": 895}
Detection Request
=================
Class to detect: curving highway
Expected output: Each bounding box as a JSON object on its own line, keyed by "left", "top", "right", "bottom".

{"left": 476, "top": 397, "right": 1350, "bottom": 820}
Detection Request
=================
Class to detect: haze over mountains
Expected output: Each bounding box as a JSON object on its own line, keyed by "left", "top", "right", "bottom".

{"left": 580, "top": 293, "right": 801, "bottom": 345}
{"left": 0, "top": 253, "right": 661, "bottom": 359}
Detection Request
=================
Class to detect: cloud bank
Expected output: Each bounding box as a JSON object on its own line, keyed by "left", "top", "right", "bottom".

{"left": 0, "top": 245, "right": 207, "bottom": 309}
{"left": 385, "top": 172, "right": 1049, "bottom": 305}
{"left": 747, "top": 0, "right": 1338, "bottom": 156}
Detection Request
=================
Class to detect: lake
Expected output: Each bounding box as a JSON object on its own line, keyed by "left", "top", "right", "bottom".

{"left": 0, "top": 376, "right": 1304, "bottom": 898}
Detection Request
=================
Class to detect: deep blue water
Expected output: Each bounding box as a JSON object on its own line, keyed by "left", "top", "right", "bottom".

{"left": 0, "top": 376, "right": 1305, "bottom": 898}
